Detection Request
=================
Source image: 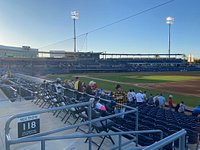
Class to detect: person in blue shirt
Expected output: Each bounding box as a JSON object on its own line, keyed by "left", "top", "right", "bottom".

{"left": 158, "top": 93, "right": 166, "bottom": 108}
{"left": 192, "top": 105, "right": 200, "bottom": 117}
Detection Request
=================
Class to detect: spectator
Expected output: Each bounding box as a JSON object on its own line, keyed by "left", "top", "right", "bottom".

{"left": 192, "top": 105, "right": 200, "bottom": 117}
{"left": 155, "top": 98, "right": 159, "bottom": 107}
{"left": 153, "top": 93, "right": 159, "bottom": 103}
{"left": 93, "top": 97, "right": 110, "bottom": 117}
{"left": 74, "top": 77, "right": 82, "bottom": 92}
{"left": 168, "top": 95, "right": 174, "bottom": 111}
{"left": 74, "top": 77, "right": 82, "bottom": 100}
{"left": 127, "top": 89, "right": 136, "bottom": 104}
{"left": 86, "top": 82, "right": 95, "bottom": 95}
{"left": 89, "top": 80, "right": 97, "bottom": 93}
{"left": 178, "top": 101, "right": 186, "bottom": 113}
{"left": 93, "top": 97, "right": 107, "bottom": 112}
{"left": 136, "top": 90, "right": 144, "bottom": 105}
{"left": 63, "top": 80, "right": 73, "bottom": 89}
{"left": 114, "top": 84, "right": 127, "bottom": 118}
{"left": 175, "top": 103, "right": 180, "bottom": 112}
{"left": 142, "top": 91, "right": 147, "bottom": 103}
{"left": 105, "top": 100, "right": 116, "bottom": 114}
{"left": 147, "top": 94, "right": 154, "bottom": 106}
{"left": 158, "top": 93, "right": 166, "bottom": 108}
{"left": 54, "top": 78, "right": 64, "bottom": 96}
{"left": 92, "top": 82, "right": 97, "bottom": 92}
{"left": 115, "top": 84, "right": 122, "bottom": 92}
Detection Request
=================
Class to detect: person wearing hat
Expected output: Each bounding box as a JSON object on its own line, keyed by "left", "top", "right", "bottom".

{"left": 168, "top": 95, "right": 174, "bottom": 111}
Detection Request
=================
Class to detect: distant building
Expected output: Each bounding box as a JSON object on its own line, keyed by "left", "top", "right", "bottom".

{"left": 50, "top": 50, "right": 66, "bottom": 58}
{"left": 0, "top": 45, "right": 38, "bottom": 58}
{"left": 48, "top": 50, "right": 101, "bottom": 60}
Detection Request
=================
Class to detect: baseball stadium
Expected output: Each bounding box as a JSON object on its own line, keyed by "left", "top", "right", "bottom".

{"left": 0, "top": 0, "right": 200, "bottom": 150}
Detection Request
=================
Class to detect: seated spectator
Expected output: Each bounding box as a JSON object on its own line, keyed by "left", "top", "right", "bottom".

{"left": 178, "top": 101, "right": 186, "bottom": 113}
{"left": 54, "top": 78, "right": 64, "bottom": 96}
{"left": 147, "top": 94, "right": 154, "bottom": 106}
{"left": 86, "top": 84, "right": 95, "bottom": 96}
{"left": 192, "top": 105, "right": 200, "bottom": 117}
{"left": 105, "top": 100, "right": 116, "bottom": 114}
{"left": 82, "top": 82, "right": 87, "bottom": 92}
{"left": 168, "top": 95, "right": 174, "bottom": 111}
{"left": 89, "top": 80, "right": 97, "bottom": 93}
{"left": 94, "top": 97, "right": 107, "bottom": 112}
{"left": 97, "top": 88, "right": 103, "bottom": 97}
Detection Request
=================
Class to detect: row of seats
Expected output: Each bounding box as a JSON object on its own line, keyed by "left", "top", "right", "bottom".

{"left": 33, "top": 88, "right": 116, "bottom": 150}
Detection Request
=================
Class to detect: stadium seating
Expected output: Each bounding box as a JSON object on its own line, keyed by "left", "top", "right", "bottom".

{"left": 7, "top": 75, "right": 199, "bottom": 149}
{"left": 1, "top": 57, "right": 200, "bottom": 75}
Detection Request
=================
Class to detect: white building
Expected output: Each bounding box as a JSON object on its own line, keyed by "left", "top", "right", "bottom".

{"left": 50, "top": 50, "right": 66, "bottom": 58}
{"left": 0, "top": 45, "right": 38, "bottom": 58}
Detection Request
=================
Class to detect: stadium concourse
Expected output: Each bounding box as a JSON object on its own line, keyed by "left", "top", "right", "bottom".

{"left": 0, "top": 73, "right": 199, "bottom": 150}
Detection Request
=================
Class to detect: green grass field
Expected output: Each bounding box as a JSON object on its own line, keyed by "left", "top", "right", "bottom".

{"left": 46, "top": 71, "right": 200, "bottom": 107}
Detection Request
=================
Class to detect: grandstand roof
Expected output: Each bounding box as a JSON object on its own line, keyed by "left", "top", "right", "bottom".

{"left": 0, "top": 45, "right": 38, "bottom": 52}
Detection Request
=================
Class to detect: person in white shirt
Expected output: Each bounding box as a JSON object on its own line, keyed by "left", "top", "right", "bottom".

{"left": 127, "top": 89, "right": 136, "bottom": 104}
{"left": 178, "top": 101, "right": 186, "bottom": 113}
{"left": 54, "top": 78, "right": 64, "bottom": 96}
{"left": 136, "top": 90, "right": 144, "bottom": 105}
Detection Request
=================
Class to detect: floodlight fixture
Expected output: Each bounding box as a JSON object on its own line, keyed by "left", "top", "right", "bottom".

{"left": 71, "top": 11, "right": 78, "bottom": 52}
{"left": 166, "top": 16, "right": 174, "bottom": 24}
{"left": 71, "top": 11, "right": 79, "bottom": 20}
{"left": 166, "top": 16, "right": 174, "bottom": 58}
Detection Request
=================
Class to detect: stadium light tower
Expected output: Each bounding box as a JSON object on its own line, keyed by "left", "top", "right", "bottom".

{"left": 71, "top": 11, "right": 78, "bottom": 53}
{"left": 166, "top": 16, "right": 174, "bottom": 58}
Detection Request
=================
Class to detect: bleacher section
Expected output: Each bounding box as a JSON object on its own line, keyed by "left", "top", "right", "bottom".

{"left": 114, "top": 104, "right": 199, "bottom": 148}
{"left": 1, "top": 57, "right": 200, "bottom": 75}
{"left": 0, "top": 77, "right": 39, "bottom": 101}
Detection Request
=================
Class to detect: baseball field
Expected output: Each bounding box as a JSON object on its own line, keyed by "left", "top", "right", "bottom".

{"left": 46, "top": 71, "right": 200, "bottom": 108}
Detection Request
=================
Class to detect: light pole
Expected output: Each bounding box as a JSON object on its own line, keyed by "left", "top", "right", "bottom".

{"left": 166, "top": 16, "right": 174, "bottom": 58}
{"left": 71, "top": 11, "right": 78, "bottom": 53}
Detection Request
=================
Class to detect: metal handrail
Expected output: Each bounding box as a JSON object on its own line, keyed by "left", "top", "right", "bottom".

{"left": 5, "top": 100, "right": 140, "bottom": 150}
{"left": 143, "top": 129, "right": 187, "bottom": 150}
{"left": 9, "top": 130, "right": 162, "bottom": 144}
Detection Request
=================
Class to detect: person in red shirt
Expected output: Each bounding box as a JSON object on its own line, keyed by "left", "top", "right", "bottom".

{"left": 168, "top": 95, "right": 173, "bottom": 111}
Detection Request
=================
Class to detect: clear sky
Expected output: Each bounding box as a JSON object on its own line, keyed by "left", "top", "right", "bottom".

{"left": 0, "top": 0, "right": 200, "bottom": 58}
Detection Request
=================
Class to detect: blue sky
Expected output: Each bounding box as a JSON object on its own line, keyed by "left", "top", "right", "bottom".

{"left": 0, "top": 0, "right": 200, "bottom": 58}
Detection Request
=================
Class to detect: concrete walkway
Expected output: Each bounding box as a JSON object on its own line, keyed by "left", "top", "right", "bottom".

{"left": 0, "top": 95, "right": 134, "bottom": 150}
